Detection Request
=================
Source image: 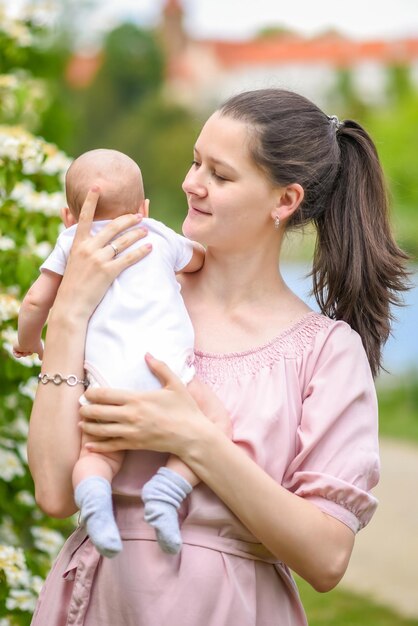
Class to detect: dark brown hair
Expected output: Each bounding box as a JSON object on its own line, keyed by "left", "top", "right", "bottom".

{"left": 219, "top": 88, "right": 410, "bottom": 377}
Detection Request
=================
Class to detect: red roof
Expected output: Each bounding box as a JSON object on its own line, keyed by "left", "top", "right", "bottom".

{"left": 65, "top": 33, "right": 418, "bottom": 90}
{"left": 205, "top": 35, "right": 418, "bottom": 68}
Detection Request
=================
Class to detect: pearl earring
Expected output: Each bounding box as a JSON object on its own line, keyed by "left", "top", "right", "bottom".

{"left": 274, "top": 216, "right": 280, "bottom": 230}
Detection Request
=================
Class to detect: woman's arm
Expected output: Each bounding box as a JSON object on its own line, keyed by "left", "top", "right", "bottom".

{"left": 185, "top": 421, "right": 354, "bottom": 592}
{"left": 28, "top": 188, "right": 151, "bottom": 518}
{"left": 78, "top": 355, "right": 354, "bottom": 590}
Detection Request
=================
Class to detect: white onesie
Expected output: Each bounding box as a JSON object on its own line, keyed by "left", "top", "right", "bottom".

{"left": 41, "top": 218, "right": 196, "bottom": 391}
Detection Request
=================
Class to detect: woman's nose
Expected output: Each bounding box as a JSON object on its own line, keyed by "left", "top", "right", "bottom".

{"left": 182, "top": 167, "right": 207, "bottom": 197}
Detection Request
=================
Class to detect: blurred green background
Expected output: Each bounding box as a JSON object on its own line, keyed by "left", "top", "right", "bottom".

{"left": 0, "top": 1, "right": 417, "bottom": 624}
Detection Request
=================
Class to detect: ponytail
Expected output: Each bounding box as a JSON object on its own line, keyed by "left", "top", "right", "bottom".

{"left": 312, "top": 120, "right": 410, "bottom": 377}
{"left": 218, "top": 89, "right": 410, "bottom": 377}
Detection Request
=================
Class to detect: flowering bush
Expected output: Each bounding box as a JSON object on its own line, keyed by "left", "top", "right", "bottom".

{"left": 0, "top": 6, "right": 75, "bottom": 625}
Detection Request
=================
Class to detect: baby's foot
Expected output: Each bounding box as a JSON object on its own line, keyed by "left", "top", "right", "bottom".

{"left": 144, "top": 500, "right": 182, "bottom": 554}
{"left": 142, "top": 467, "right": 192, "bottom": 555}
{"left": 75, "top": 476, "right": 122, "bottom": 558}
{"left": 84, "top": 510, "right": 122, "bottom": 559}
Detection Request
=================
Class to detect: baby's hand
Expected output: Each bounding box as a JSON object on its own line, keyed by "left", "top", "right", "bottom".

{"left": 13, "top": 340, "right": 44, "bottom": 360}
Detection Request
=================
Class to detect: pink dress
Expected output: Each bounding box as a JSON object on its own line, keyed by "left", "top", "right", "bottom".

{"left": 31, "top": 313, "right": 380, "bottom": 626}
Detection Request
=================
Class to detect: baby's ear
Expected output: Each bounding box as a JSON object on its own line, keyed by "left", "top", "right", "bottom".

{"left": 140, "top": 199, "right": 149, "bottom": 218}
{"left": 60, "top": 207, "right": 77, "bottom": 227}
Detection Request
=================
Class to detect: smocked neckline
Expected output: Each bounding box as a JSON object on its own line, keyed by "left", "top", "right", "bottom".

{"left": 194, "top": 311, "right": 321, "bottom": 359}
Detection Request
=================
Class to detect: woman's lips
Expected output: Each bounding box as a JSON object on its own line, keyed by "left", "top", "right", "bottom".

{"left": 189, "top": 205, "right": 211, "bottom": 215}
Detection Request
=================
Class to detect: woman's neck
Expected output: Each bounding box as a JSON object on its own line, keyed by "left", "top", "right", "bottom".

{"left": 182, "top": 247, "right": 310, "bottom": 353}
{"left": 197, "top": 246, "right": 288, "bottom": 309}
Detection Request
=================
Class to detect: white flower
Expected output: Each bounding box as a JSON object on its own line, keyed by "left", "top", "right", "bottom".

{"left": 4, "top": 393, "right": 18, "bottom": 409}
{"left": 31, "top": 526, "right": 65, "bottom": 558}
{"left": 31, "top": 574, "right": 44, "bottom": 595}
{"left": 5, "top": 566, "right": 31, "bottom": 589}
{"left": 19, "top": 376, "right": 39, "bottom": 401}
{"left": 10, "top": 413, "right": 30, "bottom": 437}
{"left": 33, "top": 240, "right": 52, "bottom": 259}
{"left": 0, "top": 71, "right": 48, "bottom": 124}
{"left": 2, "top": 326, "right": 42, "bottom": 367}
{"left": 0, "top": 447, "right": 25, "bottom": 481}
{"left": 24, "top": 231, "right": 53, "bottom": 259}
{"left": 0, "top": 126, "right": 45, "bottom": 164}
{"left": 0, "top": 544, "right": 30, "bottom": 588}
{"left": 0, "top": 544, "right": 25, "bottom": 570}
{"left": 0, "top": 13, "right": 33, "bottom": 47}
{"left": 42, "top": 147, "right": 72, "bottom": 177}
{"left": 16, "top": 442, "right": 28, "bottom": 464}
{"left": 10, "top": 179, "right": 35, "bottom": 202}
{"left": 0, "top": 293, "right": 20, "bottom": 321}
{"left": 0, "top": 518, "right": 19, "bottom": 545}
{"left": 7, "top": 284, "right": 20, "bottom": 296}
{"left": 6, "top": 588, "right": 36, "bottom": 612}
{"left": 0, "top": 74, "right": 19, "bottom": 89}
{"left": 0, "top": 438, "right": 14, "bottom": 449}
{"left": 11, "top": 182, "right": 65, "bottom": 217}
{"left": 0, "top": 126, "right": 70, "bottom": 179}
{"left": 0, "top": 236, "right": 15, "bottom": 250}
{"left": 0, "top": 616, "right": 13, "bottom": 626}
{"left": 33, "top": 190, "right": 65, "bottom": 216}
{"left": 16, "top": 490, "right": 36, "bottom": 507}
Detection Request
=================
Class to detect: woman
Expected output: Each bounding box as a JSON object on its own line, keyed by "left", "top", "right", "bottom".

{"left": 28, "top": 89, "right": 408, "bottom": 626}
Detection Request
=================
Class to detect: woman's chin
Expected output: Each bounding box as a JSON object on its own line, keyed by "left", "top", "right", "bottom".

{"left": 182, "top": 216, "right": 200, "bottom": 240}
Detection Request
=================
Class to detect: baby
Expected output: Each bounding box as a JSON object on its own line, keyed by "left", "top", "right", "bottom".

{"left": 15, "top": 149, "right": 228, "bottom": 558}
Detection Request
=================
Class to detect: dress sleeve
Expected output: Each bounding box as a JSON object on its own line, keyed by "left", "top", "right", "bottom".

{"left": 283, "top": 321, "right": 380, "bottom": 533}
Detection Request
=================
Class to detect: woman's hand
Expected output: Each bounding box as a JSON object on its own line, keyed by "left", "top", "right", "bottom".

{"left": 79, "top": 354, "right": 214, "bottom": 457}
{"left": 55, "top": 188, "right": 151, "bottom": 321}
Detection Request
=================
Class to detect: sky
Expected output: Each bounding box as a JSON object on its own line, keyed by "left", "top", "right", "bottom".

{"left": 89, "top": 0, "right": 418, "bottom": 42}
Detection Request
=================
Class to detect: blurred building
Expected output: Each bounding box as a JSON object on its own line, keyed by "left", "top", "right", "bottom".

{"left": 160, "top": 0, "right": 418, "bottom": 110}
{"left": 67, "top": 0, "right": 418, "bottom": 111}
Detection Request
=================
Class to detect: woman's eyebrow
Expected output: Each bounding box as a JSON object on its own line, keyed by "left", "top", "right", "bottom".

{"left": 194, "top": 147, "right": 238, "bottom": 174}
{"left": 211, "top": 157, "right": 236, "bottom": 172}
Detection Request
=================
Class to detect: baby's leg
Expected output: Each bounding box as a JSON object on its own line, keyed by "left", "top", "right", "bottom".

{"left": 73, "top": 439, "right": 123, "bottom": 486}
{"left": 73, "top": 392, "right": 125, "bottom": 558}
{"left": 142, "top": 377, "right": 231, "bottom": 554}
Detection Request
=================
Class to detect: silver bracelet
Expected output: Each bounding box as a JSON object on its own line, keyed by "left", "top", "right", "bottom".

{"left": 38, "top": 372, "right": 88, "bottom": 388}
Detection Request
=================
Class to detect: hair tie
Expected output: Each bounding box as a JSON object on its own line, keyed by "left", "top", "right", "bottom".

{"left": 327, "top": 114, "right": 344, "bottom": 132}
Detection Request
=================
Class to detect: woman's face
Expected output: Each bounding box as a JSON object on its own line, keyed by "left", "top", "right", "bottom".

{"left": 182, "top": 112, "right": 281, "bottom": 250}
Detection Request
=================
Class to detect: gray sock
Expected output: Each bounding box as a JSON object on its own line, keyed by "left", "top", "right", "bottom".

{"left": 74, "top": 476, "right": 122, "bottom": 558}
{"left": 142, "top": 467, "right": 192, "bottom": 555}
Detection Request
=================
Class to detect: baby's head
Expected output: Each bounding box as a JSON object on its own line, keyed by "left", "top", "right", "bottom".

{"left": 64, "top": 149, "right": 145, "bottom": 223}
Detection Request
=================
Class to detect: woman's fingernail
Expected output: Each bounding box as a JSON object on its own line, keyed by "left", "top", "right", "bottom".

{"left": 91, "top": 185, "right": 100, "bottom": 192}
{"left": 137, "top": 213, "right": 143, "bottom": 220}
{"left": 146, "top": 243, "right": 153, "bottom": 250}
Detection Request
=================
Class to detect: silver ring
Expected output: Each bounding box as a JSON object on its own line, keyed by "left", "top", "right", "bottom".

{"left": 109, "top": 242, "right": 119, "bottom": 258}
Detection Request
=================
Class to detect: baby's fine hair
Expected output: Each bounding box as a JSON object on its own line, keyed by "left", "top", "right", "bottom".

{"left": 219, "top": 88, "right": 410, "bottom": 377}
{"left": 65, "top": 148, "right": 144, "bottom": 220}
